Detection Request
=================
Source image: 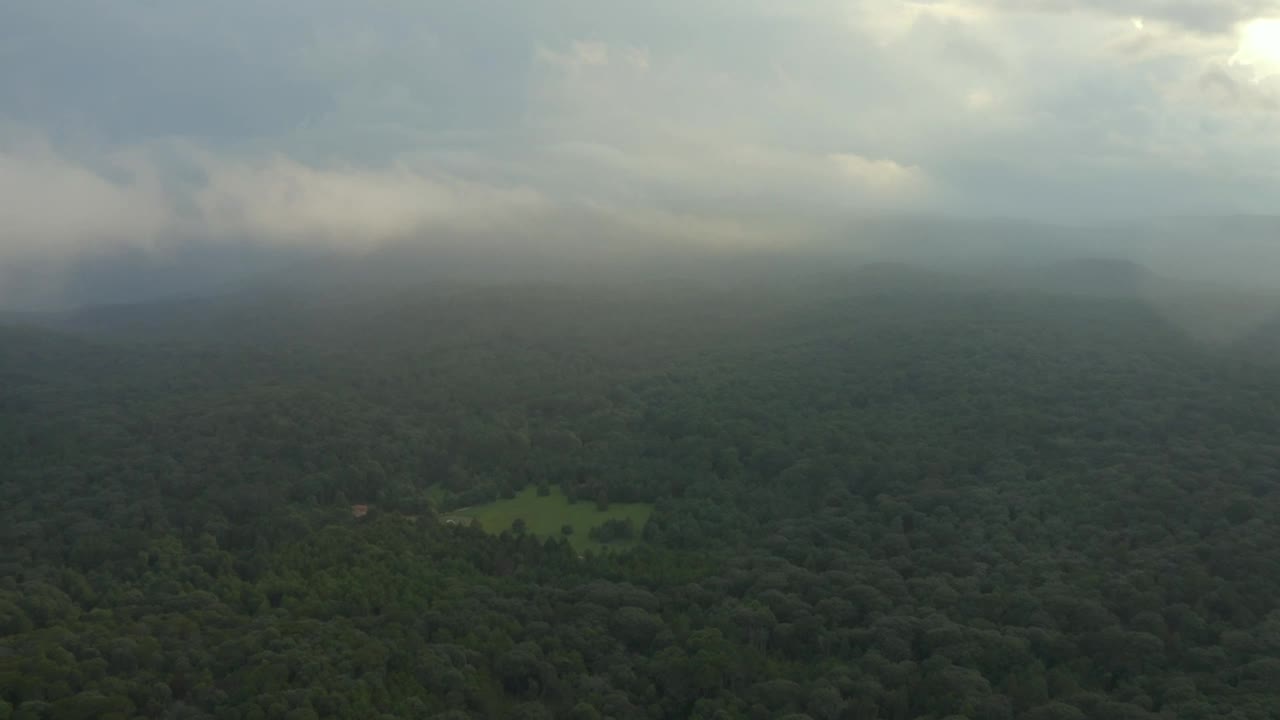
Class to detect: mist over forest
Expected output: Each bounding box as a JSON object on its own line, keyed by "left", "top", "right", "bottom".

{"left": 7, "top": 212, "right": 1280, "bottom": 308}
{"left": 6, "top": 2, "right": 1280, "bottom": 719}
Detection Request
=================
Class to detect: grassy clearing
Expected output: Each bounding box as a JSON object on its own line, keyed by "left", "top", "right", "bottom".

{"left": 451, "top": 487, "right": 653, "bottom": 553}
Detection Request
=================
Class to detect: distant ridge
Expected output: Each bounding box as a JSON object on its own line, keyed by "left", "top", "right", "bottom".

{"left": 1025, "top": 258, "right": 1156, "bottom": 296}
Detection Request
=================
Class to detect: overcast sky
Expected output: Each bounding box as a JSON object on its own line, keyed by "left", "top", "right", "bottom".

{"left": 3, "top": 1, "right": 1280, "bottom": 260}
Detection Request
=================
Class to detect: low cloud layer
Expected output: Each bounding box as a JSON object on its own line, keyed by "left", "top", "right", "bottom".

{"left": 2, "top": 0, "right": 1280, "bottom": 267}
{"left": 191, "top": 155, "right": 547, "bottom": 247}
{"left": 0, "top": 138, "right": 550, "bottom": 260}
{"left": 0, "top": 137, "right": 172, "bottom": 258}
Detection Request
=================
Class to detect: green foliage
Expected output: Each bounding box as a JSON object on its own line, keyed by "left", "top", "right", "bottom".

{"left": 4, "top": 278, "right": 1280, "bottom": 718}
{"left": 588, "top": 517, "right": 636, "bottom": 544}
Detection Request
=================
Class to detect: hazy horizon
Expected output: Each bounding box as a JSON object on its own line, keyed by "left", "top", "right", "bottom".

{"left": 3, "top": 2, "right": 1280, "bottom": 308}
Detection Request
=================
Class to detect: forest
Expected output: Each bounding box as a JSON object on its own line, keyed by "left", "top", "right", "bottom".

{"left": 3, "top": 266, "right": 1280, "bottom": 719}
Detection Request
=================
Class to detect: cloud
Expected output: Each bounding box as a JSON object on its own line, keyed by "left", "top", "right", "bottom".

{"left": 3, "top": 0, "right": 1280, "bottom": 264}
{"left": 190, "top": 154, "right": 546, "bottom": 247}
{"left": 0, "top": 136, "right": 171, "bottom": 259}
{"left": 0, "top": 132, "right": 551, "bottom": 265}
{"left": 538, "top": 136, "right": 930, "bottom": 218}
{"left": 992, "top": 0, "right": 1280, "bottom": 34}
{"left": 828, "top": 154, "right": 928, "bottom": 193}
{"left": 536, "top": 41, "right": 650, "bottom": 74}
{"left": 1232, "top": 17, "right": 1280, "bottom": 80}
{"left": 1192, "top": 64, "right": 1280, "bottom": 110}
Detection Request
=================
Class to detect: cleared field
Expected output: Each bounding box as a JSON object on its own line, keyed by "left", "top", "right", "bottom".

{"left": 451, "top": 487, "right": 653, "bottom": 553}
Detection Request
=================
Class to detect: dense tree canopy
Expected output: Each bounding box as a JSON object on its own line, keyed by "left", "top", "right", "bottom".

{"left": 3, "top": 273, "right": 1280, "bottom": 719}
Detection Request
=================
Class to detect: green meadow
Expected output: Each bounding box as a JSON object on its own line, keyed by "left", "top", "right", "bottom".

{"left": 448, "top": 487, "right": 653, "bottom": 553}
